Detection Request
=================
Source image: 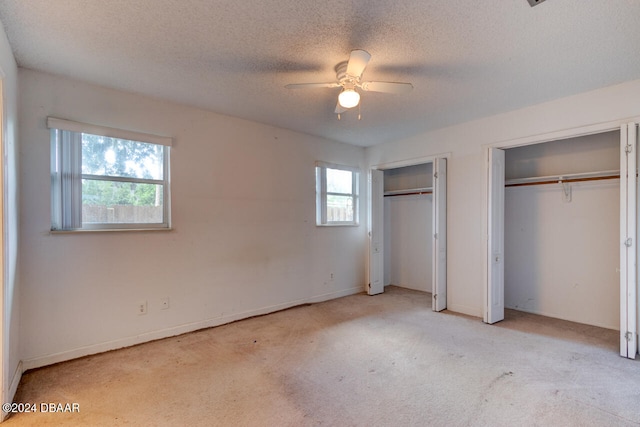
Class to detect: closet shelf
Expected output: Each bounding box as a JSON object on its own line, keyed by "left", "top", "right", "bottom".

{"left": 384, "top": 187, "right": 433, "bottom": 197}
{"left": 505, "top": 169, "right": 620, "bottom": 187}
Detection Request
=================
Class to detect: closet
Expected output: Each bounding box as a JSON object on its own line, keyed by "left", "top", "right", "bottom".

{"left": 502, "top": 131, "right": 620, "bottom": 329}
{"left": 370, "top": 157, "right": 447, "bottom": 311}
{"left": 383, "top": 163, "right": 433, "bottom": 293}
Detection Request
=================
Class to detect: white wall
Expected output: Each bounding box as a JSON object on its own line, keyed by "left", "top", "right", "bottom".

{"left": 19, "top": 69, "right": 367, "bottom": 369}
{"left": 504, "top": 181, "right": 619, "bottom": 329}
{"left": 504, "top": 131, "right": 620, "bottom": 179}
{"left": 0, "top": 18, "right": 20, "bottom": 412}
{"left": 384, "top": 195, "right": 432, "bottom": 292}
{"left": 367, "top": 79, "right": 640, "bottom": 318}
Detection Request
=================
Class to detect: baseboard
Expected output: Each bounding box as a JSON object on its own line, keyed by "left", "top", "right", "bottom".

{"left": 2, "top": 360, "right": 23, "bottom": 421}
{"left": 22, "top": 286, "right": 363, "bottom": 371}
{"left": 9, "top": 360, "right": 22, "bottom": 403}
{"left": 446, "top": 303, "right": 482, "bottom": 319}
{"left": 504, "top": 305, "right": 618, "bottom": 331}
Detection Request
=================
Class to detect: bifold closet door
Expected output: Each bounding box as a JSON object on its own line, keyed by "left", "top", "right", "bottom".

{"left": 620, "top": 123, "right": 637, "bottom": 358}
{"left": 486, "top": 148, "right": 505, "bottom": 324}
{"left": 368, "top": 169, "right": 384, "bottom": 295}
{"left": 432, "top": 158, "right": 447, "bottom": 311}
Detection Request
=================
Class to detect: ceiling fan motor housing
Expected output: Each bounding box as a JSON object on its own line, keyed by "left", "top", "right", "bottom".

{"left": 335, "top": 61, "right": 357, "bottom": 87}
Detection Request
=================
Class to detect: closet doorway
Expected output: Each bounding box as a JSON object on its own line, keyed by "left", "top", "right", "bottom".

{"left": 368, "top": 157, "right": 447, "bottom": 311}
{"left": 485, "top": 122, "right": 639, "bottom": 359}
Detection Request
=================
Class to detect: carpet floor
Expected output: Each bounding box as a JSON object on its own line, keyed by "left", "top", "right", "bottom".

{"left": 5, "top": 286, "right": 640, "bottom": 426}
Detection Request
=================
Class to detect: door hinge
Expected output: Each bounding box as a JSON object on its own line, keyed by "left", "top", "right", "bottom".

{"left": 368, "top": 283, "right": 371, "bottom": 289}
{"left": 625, "top": 238, "right": 633, "bottom": 247}
{"left": 433, "top": 294, "right": 437, "bottom": 300}
{"left": 434, "top": 233, "right": 438, "bottom": 240}
{"left": 434, "top": 172, "right": 438, "bottom": 179}
{"left": 626, "top": 144, "right": 633, "bottom": 154}
{"left": 625, "top": 331, "right": 633, "bottom": 342}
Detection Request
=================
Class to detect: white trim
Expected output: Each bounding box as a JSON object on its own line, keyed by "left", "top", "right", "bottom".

{"left": 367, "top": 168, "right": 384, "bottom": 295}
{"left": 314, "top": 161, "right": 360, "bottom": 173}
{"left": 50, "top": 227, "right": 173, "bottom": 234}
{"left": 371, "top": 152, "right": 451, "bottom": 171}
{"left": 0, "top": 76, "right": 6, "bottom": 420}
{"left": 315, "top": 164, "right": 359, "bottom": 226}
{"left": 21, "top": 286, "right": 362, "bottom": 371}
{"left": 486, "top": 148, "right": 505, "bottom": 324}
{"left": 447, "top": 303, "right": 482, "bottom": 318}
{"left": 47, "top": 117, "right": 172, "bottom": 147}
{"left": 488, "top": 117, "right": 640, "bottom": 150}
{"left": 2, "top": 360, "right": 22, "bottom": 419}
{"left": 621, "top": 123, "right": 638, "bottom": 358}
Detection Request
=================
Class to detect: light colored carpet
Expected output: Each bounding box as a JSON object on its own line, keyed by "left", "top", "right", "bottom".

{"left": 5, "top": 286, "right": 640, "bottom": 426}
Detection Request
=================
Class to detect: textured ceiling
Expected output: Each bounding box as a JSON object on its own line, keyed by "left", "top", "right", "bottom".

{"left": 1, "top": 0, "right": 640, "bottom": 146}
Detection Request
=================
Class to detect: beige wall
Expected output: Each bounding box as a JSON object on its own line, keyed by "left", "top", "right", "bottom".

{"left": 19, "top": 69, "right": 367, "bottom": 368}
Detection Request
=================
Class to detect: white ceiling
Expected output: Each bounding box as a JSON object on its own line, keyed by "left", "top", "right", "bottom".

{"left": 1, "top": 0, "right": 640, "bottom": 147}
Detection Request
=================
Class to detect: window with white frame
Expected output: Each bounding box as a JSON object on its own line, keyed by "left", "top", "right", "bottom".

{"left": 48, "top": 117, "right": 171, "bottom": 231}
{"left": 316, "top": 162, "right": 359, "bottom": 225}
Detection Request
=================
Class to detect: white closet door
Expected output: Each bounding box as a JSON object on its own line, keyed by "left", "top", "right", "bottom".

{"left": 486, "top": 148, "right": 505, "bottom": 324}
{"left": 368, "top": 169, "right": 384, "bottom": 295}
{"left": 620, "top": 123, "right": 637, "bottom": 358}
{"left": 432, "top": 158, "right": 447, "bottom": 311}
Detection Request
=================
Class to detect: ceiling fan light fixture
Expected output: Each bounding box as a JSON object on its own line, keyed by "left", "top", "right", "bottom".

{"left": 338, "top": 89, "right": 360, "bottom": 108}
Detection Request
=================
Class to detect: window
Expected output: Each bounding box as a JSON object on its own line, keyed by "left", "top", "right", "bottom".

{"left": 48, "top": 117, "right": 171, "bottom": 231}
{"left": 316, "top": 162, "right": 359, "bottom": 226}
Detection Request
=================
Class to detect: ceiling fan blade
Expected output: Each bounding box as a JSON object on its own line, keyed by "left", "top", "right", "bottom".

{"left": 335, "top": 101, "right": 348, "bottom": 114}
{"left": 360, "top": 81, "right": 413, "bottom": 94}
{"left": 285, "top": 82, "right": 341, "bottom": 89}
{"left": 346, "top": 49, "right": 371, "bottom": 78}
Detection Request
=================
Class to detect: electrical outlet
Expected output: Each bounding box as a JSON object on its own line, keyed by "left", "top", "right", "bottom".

{"left": 160, "top": 297, "right": 170, "bottom": 310}
{"left": 138, "top": 301, "right": 147, "bottom": 315}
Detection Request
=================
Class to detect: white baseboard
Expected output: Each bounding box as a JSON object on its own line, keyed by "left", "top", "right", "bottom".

{"left": 22, "top": 286, "right": 363, "bottom": 371}
{"left": 2, "top": 360, "right": 23, "bottom": 421}
{"left": 503, "top": 305, "right": 618, "bottom": 331}
{"left": 446, "top": 303, "right": 482, "bottom": 319}
{"left": 9, "top": 361, "right": 22, "bottom": 402}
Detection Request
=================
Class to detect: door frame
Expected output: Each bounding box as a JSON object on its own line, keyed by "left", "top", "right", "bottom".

{"left": 483, "top": 118, "right": 640, "bottom": 358}
{"left": 432, "top": 158, "right": 447, "bottom": 311}
{"left": 368, "top": 168, "right": 384, "bottom": 295}
{"left": 369, "top": 153, "right": 450, "bottom": 308}
{"left": 0, "top": 76, "right": 6, "bottom": 415}
{"left": 621, "top": 122, "right": 638, "bottom": 358}
{"left": 486, "top": 148, "right": 505, "bottom": 324}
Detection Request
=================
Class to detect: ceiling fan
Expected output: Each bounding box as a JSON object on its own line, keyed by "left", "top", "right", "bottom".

{"left": 285, "top": 49, "right": 413, "bottom": 117}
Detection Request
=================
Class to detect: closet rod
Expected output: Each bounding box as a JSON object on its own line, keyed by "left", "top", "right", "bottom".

{"left": 505, "top": 169, "right": 620, "bottom": 188}
{"left": 384, "top": 191, "right": 433, "bottom": 197}
{"left": 384, "top": 187, "right": 433, "bottom": 197}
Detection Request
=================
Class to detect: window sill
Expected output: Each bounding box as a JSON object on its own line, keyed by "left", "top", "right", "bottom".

{"left": 50, "top": 227, "right": 173, "bottom": 234}
{"left": 316, "top": 223, "right": 360, "bottom": 227}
